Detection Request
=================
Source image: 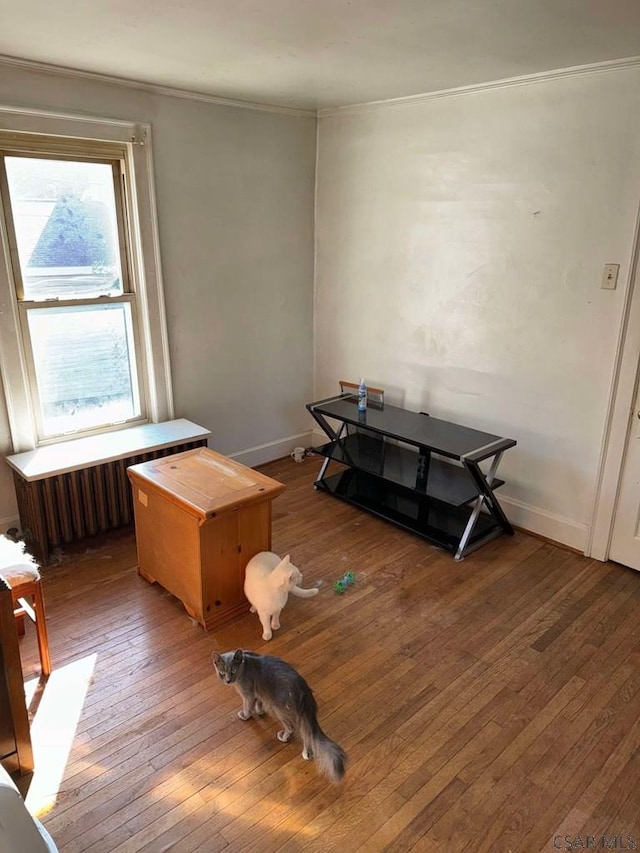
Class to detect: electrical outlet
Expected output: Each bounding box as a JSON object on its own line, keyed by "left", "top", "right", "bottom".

{"left": 601, "top": 263, "right": 620, "bottom": 290}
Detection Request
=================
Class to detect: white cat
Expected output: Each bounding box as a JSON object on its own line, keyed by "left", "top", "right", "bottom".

{"left": 244, "top": 551, "right": 318, "bottom": 641}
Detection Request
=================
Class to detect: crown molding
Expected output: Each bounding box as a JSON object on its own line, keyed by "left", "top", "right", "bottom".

{"left": 318, "top": 55, "right": 640, "bottom": 118}
{"left": 0, "top": 53, "right": 316, "bottom": 118}
{"left": 0, "top": 102, "right": 141, "bottom": 132}
{"left": 2, "top": 50, "right": 639, "bottom": 121}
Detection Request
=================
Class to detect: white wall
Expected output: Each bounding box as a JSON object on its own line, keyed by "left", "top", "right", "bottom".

{"left": 2, "top": 61, "right": 638, "bottom": 552}
{"left": 0, "top": 64, "right": 317, "bottom": 528}
{"left": 315, "top": 66, "right": 640, "bottom": 550}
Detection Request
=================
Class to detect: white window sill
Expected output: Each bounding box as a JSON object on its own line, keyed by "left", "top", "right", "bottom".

{"left": 6, "top": 419, "right": 211, "bottom": 482}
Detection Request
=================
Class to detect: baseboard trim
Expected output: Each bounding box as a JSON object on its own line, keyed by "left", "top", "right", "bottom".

{"left": 227, "top": 431, "right": 314, "bottom": 469}
{"left": 500, "top": 496, "right": 588, "bottom": 554}
{"left": 512, "top": 525, "right": 583, "bottom": 556}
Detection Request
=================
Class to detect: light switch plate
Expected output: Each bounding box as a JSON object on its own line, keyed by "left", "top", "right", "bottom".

{"left": 602, "top": 263, "right": 620, "bottom": 290}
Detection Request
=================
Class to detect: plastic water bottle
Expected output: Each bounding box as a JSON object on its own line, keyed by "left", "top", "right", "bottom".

{"left": 358, "top": 378, "right": 367, "bottom": 412}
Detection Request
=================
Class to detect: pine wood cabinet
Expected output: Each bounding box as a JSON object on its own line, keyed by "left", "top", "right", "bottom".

{"left": 127, "top": 448, "right": 285, "bottom": 631}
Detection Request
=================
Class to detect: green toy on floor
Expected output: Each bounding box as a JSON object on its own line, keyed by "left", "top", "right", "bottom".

{"left": 333, "top": 571, "right": 356, "bottom": 594}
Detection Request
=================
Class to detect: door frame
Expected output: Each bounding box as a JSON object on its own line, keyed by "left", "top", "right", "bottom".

{"left": 589, "top": 202, "right": 640, "bottom": 561}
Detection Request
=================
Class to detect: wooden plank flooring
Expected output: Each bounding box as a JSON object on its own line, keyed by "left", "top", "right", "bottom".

{"left": 10, "top": 454, "right": 640, "bottom": 852}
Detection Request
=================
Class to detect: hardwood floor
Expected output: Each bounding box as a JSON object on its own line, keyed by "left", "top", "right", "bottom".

{"left": 11, "top": 454, "right": 640, "bottom": 852}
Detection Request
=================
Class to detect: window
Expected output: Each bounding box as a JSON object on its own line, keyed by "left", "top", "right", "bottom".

{"left": 2, "top": 147, "right": 144, "bottom": 440}
{"left": 0, "top": 110, "right": 173, "bottom": 451}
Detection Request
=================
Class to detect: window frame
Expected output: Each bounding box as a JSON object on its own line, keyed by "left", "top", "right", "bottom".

{"left": 0, "top": 106, "right": 173, "bottom": 452}
{"left": 17, "top": 295, "right": 146, "bottom": 442}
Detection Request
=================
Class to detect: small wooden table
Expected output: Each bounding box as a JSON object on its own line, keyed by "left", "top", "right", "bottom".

{"left": 127, "top": 447, "right": 285, "bottom": 631}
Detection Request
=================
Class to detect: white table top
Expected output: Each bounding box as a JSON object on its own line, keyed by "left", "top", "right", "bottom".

{"left": 6, "top": 419, "right": 212, "bottom": 482}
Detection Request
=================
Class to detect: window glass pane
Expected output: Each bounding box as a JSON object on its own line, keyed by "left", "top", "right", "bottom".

{"left": 5, "top": 157, "right": 124, "bottom": 300}
{"left": 26, "top": 302, "right": 140, "bottom": 437}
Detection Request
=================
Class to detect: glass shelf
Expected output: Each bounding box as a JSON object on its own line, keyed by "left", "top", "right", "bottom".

{"left": 315, "top": 432, "right": 504, "bottom": 508}
{"left": 317, "top": 468, "right": 498, "bottom": 552}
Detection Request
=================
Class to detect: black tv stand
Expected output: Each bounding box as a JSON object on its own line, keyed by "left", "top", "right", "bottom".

{"left": 306, "top": 395, "right": 517, "bottom": 560}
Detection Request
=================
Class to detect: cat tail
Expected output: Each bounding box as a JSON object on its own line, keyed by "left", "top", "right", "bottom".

{"left": 299, "top": 716, "right": 347, "bottom": 783}
{"left": 290, "top": 585, "right": 319, "bottom": 598}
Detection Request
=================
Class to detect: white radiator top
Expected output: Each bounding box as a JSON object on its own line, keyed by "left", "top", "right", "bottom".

{"left": 6, "top": 419, "right": 212, "bottom": 482}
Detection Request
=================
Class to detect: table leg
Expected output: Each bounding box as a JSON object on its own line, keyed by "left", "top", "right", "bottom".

{"left": 455, "top": 451, "right": 513, "bottom": 559}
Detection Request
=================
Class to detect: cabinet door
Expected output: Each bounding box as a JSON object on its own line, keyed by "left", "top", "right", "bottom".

{"left": 200, "top": 502, "right": 273, "bottom": 630}
{"left": 131, "top": 484, "right": 202, "bottom": 619}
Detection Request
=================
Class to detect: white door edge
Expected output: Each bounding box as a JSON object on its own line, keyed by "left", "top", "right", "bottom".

{"left": 588, "top": 198, "right": 640, "bottom": 562}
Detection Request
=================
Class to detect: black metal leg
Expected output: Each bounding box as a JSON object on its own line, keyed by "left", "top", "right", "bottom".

{"left": 464, "top": 455, "right": 513, "bottom": 534}
{"left": 306, "top": 405, "right": 346, "bottom": 488}
{"left": 454, "top": 451, "right": 513, "bottom": 560}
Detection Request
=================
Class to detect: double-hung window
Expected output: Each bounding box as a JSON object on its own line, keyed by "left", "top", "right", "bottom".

{"left": 0, "top": 111, "right": 172, "bottom": 451}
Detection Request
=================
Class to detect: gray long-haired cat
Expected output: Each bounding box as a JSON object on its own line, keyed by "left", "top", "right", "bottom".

{"left": 212, "top": 649, "right": 346, "bottom": 784}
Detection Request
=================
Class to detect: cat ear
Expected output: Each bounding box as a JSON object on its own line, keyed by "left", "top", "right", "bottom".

{"left": 232, "top": 649, "right": 244, "bottom": 664}
{"left": 275, "top": 554, "right": 290, "bottom": 574}
{"left": 281, "top": 569, "right": 296, "bottom": 590}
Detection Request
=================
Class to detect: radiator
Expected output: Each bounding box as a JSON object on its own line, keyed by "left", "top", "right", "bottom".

{"left": 11, "top": 438, "right": 208, "bottom": 564}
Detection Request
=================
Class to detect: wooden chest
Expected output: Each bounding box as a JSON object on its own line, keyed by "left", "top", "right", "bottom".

{"left": 127, "top": 447, "right": 285, "bottom": 631}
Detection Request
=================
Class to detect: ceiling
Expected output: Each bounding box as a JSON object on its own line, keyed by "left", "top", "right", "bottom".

{"left": 1, "top": 0, "right": 640, "bottom": 111}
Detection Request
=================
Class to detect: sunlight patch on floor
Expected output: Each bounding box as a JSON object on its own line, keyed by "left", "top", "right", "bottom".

{"left": 24, "top": 654, "right": 97, "bottom": 818}
{"left": 196, "top": 758, "right": 319, "bottom": 837}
